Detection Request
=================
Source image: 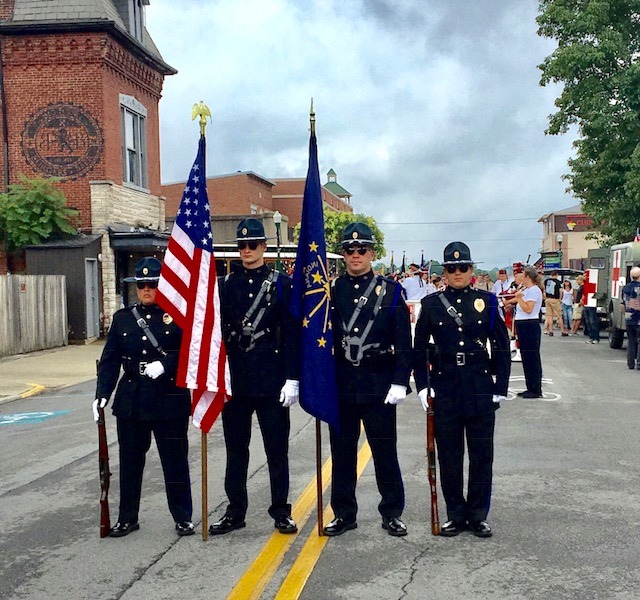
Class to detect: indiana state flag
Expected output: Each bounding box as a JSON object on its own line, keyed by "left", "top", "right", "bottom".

{"left": 290, "top": 129, "right": 339, "bottom": 428}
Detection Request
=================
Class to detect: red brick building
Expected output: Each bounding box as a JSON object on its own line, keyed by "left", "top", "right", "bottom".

{"left": 161, "top": 169, "right": 353, "bottom": 244}
{"left": 0, "top": 0, "right": 176, "bottom": 337}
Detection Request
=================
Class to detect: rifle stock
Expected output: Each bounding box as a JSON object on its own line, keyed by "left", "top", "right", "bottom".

{"left": 426, "top": 394, "right": 440, "bottom": 536}
{"left": 97, "top": 405, "right": 111, "bottom": 538}
{"left": 96, "top": 357, "right": 111, "bottom": 538}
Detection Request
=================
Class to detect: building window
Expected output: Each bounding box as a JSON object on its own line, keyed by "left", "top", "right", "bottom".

{"left": 120, "top": 94, "right": 148, "bottom": 189}
{"left": 129, "top": 0, "right": 145, "bottom": 42}
{"left": 250, "top": 204, "right": 258, "bottom": 215}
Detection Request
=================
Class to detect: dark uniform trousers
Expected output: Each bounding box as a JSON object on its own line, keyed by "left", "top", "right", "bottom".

{"left": 435, "top": 406, "right": 495, "bottom": 523}
{"left": 515, "top": 319, "right": 542, "bottom": 395}
{"left": 117, "top": 417, "right": 192, "bottom": 524}
{"left": 330, "top": 402, "right": 404, "bottom": 522}
{"left": 221, "top": 394, "right": 291, "bottom": 520}
{"left": 626, "top": 320, "right": 640, "bottom": 368}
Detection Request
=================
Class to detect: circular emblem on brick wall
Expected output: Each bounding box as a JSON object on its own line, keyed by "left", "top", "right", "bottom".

{"left": 21, "top": 102, "right": 104, "bottom": 180}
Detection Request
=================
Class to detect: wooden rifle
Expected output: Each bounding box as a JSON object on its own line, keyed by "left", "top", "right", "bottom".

{"left": 426, "top": 388, "right": 440, "bottom": 535}
{"left": 96, "top": 359, "right": 111, "bottom": 538}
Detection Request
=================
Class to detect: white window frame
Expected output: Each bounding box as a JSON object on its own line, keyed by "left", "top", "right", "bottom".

{"left": 129, "top": 0, "right": 146, "bottom": 42}
{"left": 120, "top": 94, "right": 148, "bottom": 191}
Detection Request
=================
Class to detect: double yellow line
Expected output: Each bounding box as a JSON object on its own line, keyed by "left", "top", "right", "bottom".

{"left": 227, "top": 440, "right": 373, "bottom": 600}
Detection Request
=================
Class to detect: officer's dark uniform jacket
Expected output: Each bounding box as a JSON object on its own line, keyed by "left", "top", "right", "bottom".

{"left": 414, "top": 286, "right": 510, "bottom": 416}
{"left": 332, "top": 271, "right": 412, "bottom": 402}
{"left": 96, "top": 303, "right": 190, "bottom": 420}
{"left": 220, "top": 264, "right": 298, "bottom": 397}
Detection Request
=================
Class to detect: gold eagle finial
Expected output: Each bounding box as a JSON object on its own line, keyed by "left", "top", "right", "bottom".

{"left": 192, "top": 101, "right": 212, "bottom": 136}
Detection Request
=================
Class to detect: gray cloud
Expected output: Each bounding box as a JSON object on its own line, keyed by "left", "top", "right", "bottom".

{"left": 149, "top": 0, "right": 575, "bottom": 267}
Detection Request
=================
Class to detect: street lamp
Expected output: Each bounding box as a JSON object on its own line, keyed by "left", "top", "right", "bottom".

{"left": 273, "top": 210, "right": 282, "bottom": 272}
{"left": 556, "top": 233, "right": 563, "bottom": 268}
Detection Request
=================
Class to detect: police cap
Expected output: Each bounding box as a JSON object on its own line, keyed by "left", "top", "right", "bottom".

{"left": 442, "top": 241, "right": 473, "bottom": 265}
{"left": 236, "top": 218, "right": 267, "bottom": 241}
{"left": 124, "top": 257, "right": 162, "bottom": 283}
{"left": 341, "top": 222, "right": 375, "bottom": 247}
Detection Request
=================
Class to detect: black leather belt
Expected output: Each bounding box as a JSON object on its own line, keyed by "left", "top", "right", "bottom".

{"left": 438, "top": 351, "right": 488, "bottom": 367}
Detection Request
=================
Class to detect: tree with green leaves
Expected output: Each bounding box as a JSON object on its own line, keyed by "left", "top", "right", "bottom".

{"left": 294, "top": 208, "right": 386, "bottom": 257}
{"left": 537, "top": 0, "right": 640, "bottom": 244}
{"left": 0, "top": 176, "right": 79, "bottom": 252}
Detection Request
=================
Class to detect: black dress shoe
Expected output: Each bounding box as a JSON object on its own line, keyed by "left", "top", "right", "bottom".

{"left": 175, "top": 521, "right": 195, "bottom": 536}
{"left": 522, "top": 391, "right": 542, "bottom": 399}
{"left": 439, "top": 520, "right": 466, "bottom": 537}
{"left": 469, "top": 520, "right": 493, "bottom": 538}
{"left": 274, "top": 515, "right": 298, "bottom": 534}
{"left": 109, "top": 521, "right": 140, "bottom": 538}
{"left": 208, "top": 515, "right": 246, "bottom": 535}
{"left": 382, "top": 516, "right": 407, "bottom": 537}
{"left": 323, "top": 517, "right": 357, "bottom": 536}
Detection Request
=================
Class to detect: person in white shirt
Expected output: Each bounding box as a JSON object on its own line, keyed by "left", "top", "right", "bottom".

{"left": 491, "top": 269, "right": 513, "bottom": 296}
{"left": 401, "top": 264, "right": 427, "bottom": 301}
{"left": 513, "top": 267, "right": 544, "bottom": 398}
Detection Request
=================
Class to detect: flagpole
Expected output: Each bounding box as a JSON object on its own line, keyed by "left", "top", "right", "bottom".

{"left": 192, "top": 100, "right": 212, "bottom": 541}
{"left": 308, "top": 99, "right": 326, "bottom": 536}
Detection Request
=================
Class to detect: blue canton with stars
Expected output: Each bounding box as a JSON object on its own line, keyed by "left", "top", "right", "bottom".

{"left": 175, "top": 138, "right": 212, "bottom": 250}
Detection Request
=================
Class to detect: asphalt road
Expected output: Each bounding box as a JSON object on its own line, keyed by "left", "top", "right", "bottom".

{"left": 1, "top": 332, "right": 639, "bottom": 600}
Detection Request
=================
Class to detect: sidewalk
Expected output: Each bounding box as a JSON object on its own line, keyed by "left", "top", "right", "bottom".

{"left": 0, "top": 340, "right": 105, "bottom": 404}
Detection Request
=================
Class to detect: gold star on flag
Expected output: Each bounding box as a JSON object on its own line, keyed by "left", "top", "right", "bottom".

{"left": 312, "top": 272, "right": 323, "bottom": 284}
{"left": 309, "top": 241, "right": 319, "bottom": 252}
{"left": 302, "top": 317, "right": 310, "bottom": 328}
{"left": 317, "top": 337, "right": 327, "bottom": 347}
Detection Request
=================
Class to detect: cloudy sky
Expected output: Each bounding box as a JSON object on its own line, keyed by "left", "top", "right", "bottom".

{"left": 146, "top": 0, "right": 576, "bottom": 269}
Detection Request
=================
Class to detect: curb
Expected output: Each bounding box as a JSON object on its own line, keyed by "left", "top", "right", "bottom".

{"left": 0, "top": 383, "right": 46, "bottom": 406}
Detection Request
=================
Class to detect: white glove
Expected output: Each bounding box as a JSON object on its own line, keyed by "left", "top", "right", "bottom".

{"left": 384, "top": 384, "right": 407, "bottom": 405}
{"left": 92, "top": 397, "right": 108, "bottom": 422}
{"left": 492, "top": 394, "right": 506, "bottom": 404}
{"left": 418, "top": 388, "right": 435, "bottom": 412}
{"left": 143, "top": 361, "right": 165, "bottom": 379}
{"left": 279, "top": 379, "right": 300, "bottom": 408}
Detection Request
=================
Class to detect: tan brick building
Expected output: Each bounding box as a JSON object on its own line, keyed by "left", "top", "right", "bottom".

{"left": 0, "top": 0, "right": 175, "bottom": 337}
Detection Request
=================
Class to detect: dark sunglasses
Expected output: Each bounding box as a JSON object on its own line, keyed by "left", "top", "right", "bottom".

{"left": 344, "top": 246, "right": 369, "bottom": 256}
{"left": 238, "top": 240, "right": 260, "bottom": 251}
{"left": 136, "top": 281, "right": 158, "bottom": 290}
{"left": 445, "top": 264, "right": 470, "bottom": 274}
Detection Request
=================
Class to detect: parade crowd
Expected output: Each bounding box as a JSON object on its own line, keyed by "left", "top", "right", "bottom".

{"left": 91, "top": 220, "right": 608, "bottom": 544}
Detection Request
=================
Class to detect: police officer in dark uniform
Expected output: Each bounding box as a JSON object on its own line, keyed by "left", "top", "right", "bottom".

{"left": 93, "top": 257, "right": 194, "bottom": 537}
{"left": 414, "top": 242, "right": 510, "bottom": 538}
{"left": 209, "top": 218, "right": 300, "bottom": 536}
{"left": 324, "top": 222, "right": 412, "bottom": 537}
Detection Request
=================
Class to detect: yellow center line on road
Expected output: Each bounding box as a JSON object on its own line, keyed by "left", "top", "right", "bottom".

{"left": 273, "top": 440, "right": 373, "bottom": 600}
{"left": 226, "top": 456, "right": 333, "bottom": 600}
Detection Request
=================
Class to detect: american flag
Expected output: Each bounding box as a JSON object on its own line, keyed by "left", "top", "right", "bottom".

{"left": 156, "top": 137, "right": 231, "bottom": 433}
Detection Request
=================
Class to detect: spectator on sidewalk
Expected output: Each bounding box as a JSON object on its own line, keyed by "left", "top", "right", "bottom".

{"left": 571, "top": 275, "right": 585, "bottom": 335}
{"left": 622, "top": 266, "right": 640, "bottom": 368}
{"left": 543, "top": 271, "right": 562, "bottom": 336}
{"left": 560, "top": 280, "right": 574, "bottom": 336}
